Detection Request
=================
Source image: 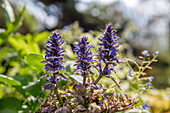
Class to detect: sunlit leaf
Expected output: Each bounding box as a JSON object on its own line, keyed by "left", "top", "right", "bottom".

{"left": 33, "top": 32, "right": 51, "bottom": 43}
{"left": 25, "top": 53, "right": 45, "bottom": 71}
{"left": 0, "top": 75, "right": 21, "bottom": 86}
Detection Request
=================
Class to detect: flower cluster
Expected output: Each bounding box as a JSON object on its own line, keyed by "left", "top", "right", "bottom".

{"left": 36, "top": 24, "right": 160, "bottom": 113}
{"left": 125, "top": 50, "right": 160, "bottom": 112}
{"left": 146, "top": 76, "right": 154, "bottom": 89}
{"left": 98, "top": 24, "right": 119, "bottom": 75}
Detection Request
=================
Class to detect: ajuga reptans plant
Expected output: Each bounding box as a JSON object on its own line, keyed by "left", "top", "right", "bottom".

{"left": 36, "top": 24, "right": 159, "bottom": 113}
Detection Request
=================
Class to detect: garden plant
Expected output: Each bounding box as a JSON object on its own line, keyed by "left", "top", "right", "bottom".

{"left": 35, "top": 24, "right": 159, "bottom": 113}
{"left": 0, "top": 2, "right": 169, "bottom": 113}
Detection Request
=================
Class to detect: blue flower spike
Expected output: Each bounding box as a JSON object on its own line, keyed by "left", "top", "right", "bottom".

{"left": 93, "top": 24, "right": 122, "bottom": 88}
{"left": 74, "top": 36, "right": 94, "bottom": 85}
{"left": 98, "top": 24, "right": 120, "bottom": 74}
{"left": 74, "top": 36, "right": 94, "bottom": 72}
{"left": 44, "top": 30, "right": 66, "bottom": 73}
{"left": 40, "top": 30, "right": 69, "bottom": 82}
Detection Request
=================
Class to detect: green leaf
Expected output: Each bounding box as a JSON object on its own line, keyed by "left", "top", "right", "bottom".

{"left": 5, "top": 6, "right": 25, "bottom": 35}
{"left": 8, "top": 34, "right": 41, "bottom": 54}
{"left": 2, "top": 0, "right": 15, "bottom": 23}
{"left": 13, "top": 75, "right": 33, "bottom": 86}
{"left": 0, "top": 97, "right": 22, "bottom": 110}
{"left": 66, "top": 65, "right": 71, "bottom": 73}
{"left": 24, "top": 81, "right": 43, "bottom": 97}
{"left": 0, "top": 6, "right": 25, "bottom": 44}
{"left": 131, "top": 83, "right": 138, "bottom": 90}
{"left": 8, "top": 36, "right": 29, "bottom": 53}
{"left": 33, "top": 32, "right": 51, "bottom": 43}
{"left": 25, "top": 53, "right": 45, "bottom": 71}
{"left": 0, "top": 75, "right": 21, "bottom": 86}
{"left": 0, "top": 109, "right": 18, "bottom": 113}
{"left": 73, "top": 83, "right": 86, "bottom": 96}
{"left": 57, "top": 80, "right": 68, "bottom": 89}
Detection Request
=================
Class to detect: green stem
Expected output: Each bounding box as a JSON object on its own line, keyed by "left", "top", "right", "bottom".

{"left": 55, "top": 86, "right": 62, "bottom": 107}
{"left": 127, "top": 59, "right": 140, "bottom": 70}
{"left": 93, "top": 64, "right": 108, "bottom": 85}
{"left": 141, "top": 55, "right": 157, "bottom": 72}
{"left": 53, "top": 73, "right": 63, "bottom": 107}
{"left": 93, "top": 74, "right": 102, "bottom": 85}
{"left": 83, "top": 71, "right": 86, "bottom": 86}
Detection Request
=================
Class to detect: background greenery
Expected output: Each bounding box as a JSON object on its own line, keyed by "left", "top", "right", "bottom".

{"left": 0, "top": 0, "right": 169, "bottom": 113}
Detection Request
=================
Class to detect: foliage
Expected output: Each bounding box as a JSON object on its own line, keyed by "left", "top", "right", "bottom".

{"left": 0, "top": 4, "right": 50, "bottom": 112}
{"left": 0, "top": 3, "right": 165, "bottom": 112}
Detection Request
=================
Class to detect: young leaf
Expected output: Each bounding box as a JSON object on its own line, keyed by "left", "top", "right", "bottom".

{"left": 25, "top": 53, "right": 45, "bottom": 71}
{"left": 33, "top": 32, "right": 51, "bottom": 43}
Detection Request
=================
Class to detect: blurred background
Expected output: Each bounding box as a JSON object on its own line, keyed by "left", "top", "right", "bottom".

{"left": 0, "top": 0, "right": 169, "bottom": 113}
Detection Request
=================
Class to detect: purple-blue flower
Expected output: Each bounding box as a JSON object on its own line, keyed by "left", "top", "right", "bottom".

{"left": 150, "top": 76, "right": 154, "bottom": 82}
{"left": 129, "top": 70, "right": 134, "bottom": 77}
{"left": 154, "top": 51, "right": 160, "bottom": 55}
{"left": 46, "top": 75, "right": 62, "bottom": 84}
{"left": 142, "top": 50, "right": 148, "bottom": 56}
{"left": 123, "top": 58, "right": 126, "bottom": 62}
{"left": 46, "top": 76, "right": 54, "bottom": 83}
{"left": 43, "top": 30, "right": 66, "bottom": 73}
{"left": 142, "top": 104, "right": 149, "bottom": 110}
{"left": 98, "top": 24, "right": 120, "bottom": 75}
{"left": 74, "top": 36, "right": 94, "bottom": 75}
{"left": 146, "top": 83, "right": 152, "bottom": 87}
